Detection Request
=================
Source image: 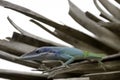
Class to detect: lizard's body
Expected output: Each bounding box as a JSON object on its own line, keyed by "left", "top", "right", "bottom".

{"left": 20, "top": 47, "right": 106, "bottom": 68}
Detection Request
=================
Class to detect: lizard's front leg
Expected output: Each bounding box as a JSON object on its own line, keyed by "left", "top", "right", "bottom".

{"left": 50, "top": 57, "right": 75, "bottom": 71}
{"left": 61, "top": 57, "right": 75, "bottom": 68}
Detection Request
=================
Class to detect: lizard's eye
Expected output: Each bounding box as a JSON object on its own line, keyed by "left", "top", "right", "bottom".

{"left": 35, "top": 50, "right": 41, "bottom": 53}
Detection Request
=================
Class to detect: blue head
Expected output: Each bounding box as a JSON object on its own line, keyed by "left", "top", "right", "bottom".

{"left": 20, "top": 47, "right": 56, "bottom": 61}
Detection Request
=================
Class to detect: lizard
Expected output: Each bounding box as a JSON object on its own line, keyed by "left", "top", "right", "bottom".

{"left": 20, "top": 46, "right": 106, "bottom": 71}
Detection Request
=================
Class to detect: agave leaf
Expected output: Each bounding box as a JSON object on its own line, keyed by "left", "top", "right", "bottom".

{"left": 99, "top": 0, "right": 120, "bottom": 20}
{"left": 7, "top": 17, "right": 66, "bottom": 47}
{"left": 85, "top": 11, "right": 103, "bottom": 22}
{"left": 115, "top": 0, "right": 120, "bottom": 4}
{"left": 68, "top": 0, "right": 120, "bottom": 51}
{"left": 93, "top": 0, "right": 120, "bottom": 23}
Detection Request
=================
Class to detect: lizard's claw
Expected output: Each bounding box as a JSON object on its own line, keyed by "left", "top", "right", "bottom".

{"left": 60, "top": 64, "right": 70, "bottom": 68}
{"left": 48, "top": 64, "right": 70, "bottom": 72}
{"left": 47, "top": 65, "right": 69, "bottom": 79}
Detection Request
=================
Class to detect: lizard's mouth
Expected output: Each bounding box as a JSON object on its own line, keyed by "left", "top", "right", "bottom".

{"left": 19, "top": 54, "right": 39, "bottom": 60}
{"left": 19, "top": 52, "right": 49, "bottom": 60}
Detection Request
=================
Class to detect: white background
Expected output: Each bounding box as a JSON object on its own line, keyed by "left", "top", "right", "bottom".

{"left": 0, "top": 0, "right": 119, "bottom": 79}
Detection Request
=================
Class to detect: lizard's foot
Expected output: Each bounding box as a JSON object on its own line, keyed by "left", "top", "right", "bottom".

{"left": 98, "top": 61, "right": 106, "bottom": 71}
{"left": 60, "top": 64, "right": 70, "bottom": 68}
{"left": 32, "top": 63, "right": 51, "bottom": 74}
{"left": 32, "top": 67, "right": 51, "bottom": 74}
{"left": 47, "top": 64, "right": 70, "bottom": 78}
{"left": 48, "top": 64, "right": 70, "bottom": 72}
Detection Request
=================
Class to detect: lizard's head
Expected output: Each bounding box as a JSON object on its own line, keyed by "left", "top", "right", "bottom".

{"left": 19, "top": 47, "right": 53, "bottom": 60}
{"left": 84, "top": 51, "right": 106, "bottom": 60}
